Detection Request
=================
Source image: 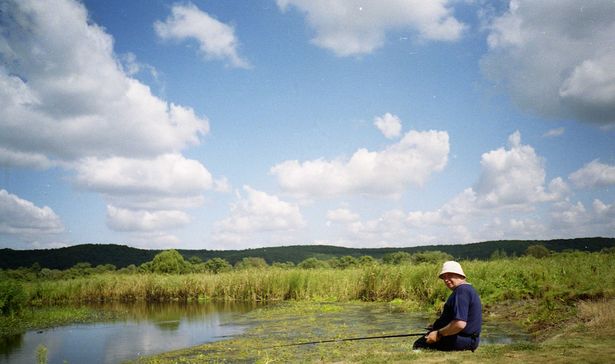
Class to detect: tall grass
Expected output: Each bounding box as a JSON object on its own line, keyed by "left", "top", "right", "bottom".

{"left": 23, "top": 252, "right": 615, "bottom": 311}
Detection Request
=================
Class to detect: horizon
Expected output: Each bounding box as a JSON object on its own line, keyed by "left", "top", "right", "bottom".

{"left": 1, "top": 0, "right": 614, "bottom": 251}
{"left": 2, "top": 236, "right": 611, "bottom": 252}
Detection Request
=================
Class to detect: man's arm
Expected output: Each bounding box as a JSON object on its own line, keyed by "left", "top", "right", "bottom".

{"left": 425, "top": 320, "right": 466, "bottom": 344}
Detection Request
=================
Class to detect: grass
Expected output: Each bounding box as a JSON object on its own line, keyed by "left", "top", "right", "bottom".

{"left": 0, "top": 305, "right": 126, "bottom": 337}
{"left": 21, "top": 252, "right": 615, "bottom": 307}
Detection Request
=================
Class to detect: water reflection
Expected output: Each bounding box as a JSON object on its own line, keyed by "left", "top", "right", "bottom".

{"left": 0, "top": 301, "right": 258, "bottom": 364}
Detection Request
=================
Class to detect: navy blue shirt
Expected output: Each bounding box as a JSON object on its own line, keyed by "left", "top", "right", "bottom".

{"left": 433, "top": 283, "right": 482, "bottom": 337}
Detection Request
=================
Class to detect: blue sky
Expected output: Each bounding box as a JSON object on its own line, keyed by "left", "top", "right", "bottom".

{"left": 1, "top": 0, "right": 614, "bottom": 250}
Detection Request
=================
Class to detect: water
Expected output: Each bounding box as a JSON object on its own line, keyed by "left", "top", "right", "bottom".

{"left": 0, "top": 302, "right": 530, "bottom": 363}
{"left": 0, "top": 301, "right": 257, "bottom": 364}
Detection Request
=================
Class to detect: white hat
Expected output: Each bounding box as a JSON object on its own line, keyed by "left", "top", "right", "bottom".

{"left": 439, "top": 261, "right": 466, "bottom": 278}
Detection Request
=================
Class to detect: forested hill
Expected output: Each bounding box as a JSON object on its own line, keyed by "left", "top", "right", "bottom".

{"left": 1, "top": 237, "right": 614, "bottom": 270}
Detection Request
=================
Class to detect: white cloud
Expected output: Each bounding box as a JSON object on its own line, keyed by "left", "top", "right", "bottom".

{"left": 0, "top": 189, "right": 64, "bottom": 237}
{"left": 543, "top": 127, "right": 565, "bottom": 138}
{"left": 0, "top": 147, "right": 53, "bottom": 169}
{"left": 374, "top": 113, "right": 402, "bottom": 139}
{"left": 473, "top": 131, "right": 558, "bottom": 207}
{"left": 0, "top": 0, "right": 222, "bottom": 244}
{"left": 127, "top": 232, "right": 182, "bottom": 249}
{"left": 482, "top": 0, "right": 615, "bottom": 126}
{"left": 73, "top": 154, "right": 213, "bottom": 232}
{"left": 155, "top": 3, "right": 250, "bottom": 68}
{"left": 212, "top": 186, "right": 305, "bottom": 246}
{"left": 0, "top": 0, "right": 209, "bottom": 162}
{"left": 106, "top": 205, "right": 191, "bottom": 232}
{"left": 276, "top": 0, "right": 465, "bottom": 56}
{"left": 569, "top": 159, "right": 615, "bottom": 189}
{"left": 328, "top": 132, "right": 580, "bottom": 246}
{"left": 326, "top": 208, "right": 360, "bottom": 223}
{"left": 271, "top": 129, "right": 449, "bottom": 198}
{"left": 74, "top": 154, "right": 213, "bottom": 197}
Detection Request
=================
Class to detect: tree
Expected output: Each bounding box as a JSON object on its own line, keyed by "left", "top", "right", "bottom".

{"left": 298, "top": 257, "right": 329, "bottom": 269}
{"left": 490, "top": 249, "right": 508, "bottom": 260}
{"left": 188, "top": 256, "right": 203, "bottom": 265}
{"left": 334, "top": 255, "right": 359, "bottom": 269}
{"left": 272, "top": 261, "right": 295, "bottom": 269}
{"left": 234, "top": 257, "right": 268, "bottom": 270}
{"left": 382, "top": 251, "right": 412, "bottom": 265}
{"left": 525, "top": 244, "right": 551, "bottom": 258}
{"left": 203, "top": 258, "right": 232, "bottom": 273}
{"left": 358, "top": 255, "right": 377, "bottom": 266}
{"left": 150, "top": 250, "right": 188, "bottom": 274}
{"left": 411, "top": 251, "right": 453, "bottom": 264}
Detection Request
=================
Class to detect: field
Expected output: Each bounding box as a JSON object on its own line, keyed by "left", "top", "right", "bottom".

{"left": 2, "top": 250, "right": 615, "bottom": 362}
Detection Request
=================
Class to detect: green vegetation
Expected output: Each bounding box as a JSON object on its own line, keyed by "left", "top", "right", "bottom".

{"left": 1, "top": 237, "right": 613, "bottom": 270}
{"left": 2, "top": 251, "right": 613, "bottom": 327}
{"left": 134, "top": 298, "right": 615, "bottom": 364}
{"left": 0, "top": 279, "right": 27, "bottom": 316}
{"left": 0, "top": 305, "right": 124, "bottom": 337}
{"left": 2, "top": 243, "right": 615, "bottom": 362}
{"left": 36, "top": 344, "right": 47, "bottom": 364}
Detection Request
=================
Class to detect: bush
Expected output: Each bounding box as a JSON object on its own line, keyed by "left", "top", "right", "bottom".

{"left": 234, "top": 257, "right": 268, "bottom": 270}
{"left": 150, "top": 250, "right": 189, "bottom": 274}
{"left": 203, "top": 258, "right": 232, "bottom": 273}
{"left": 382, "top": 251, "right": 412, "bottom": 265}
{"left": 525, "top": 244, "right": 551, "bottom": 258}
{"left": 298, "top": 257, "right": 329, "bottom": 269}
{"left": 331, "top": 256, "right": 359, "bottom": 269}
{"left": 411, "top": 251, "right": 453, "bottom": 264}
{"left": 0, "top": 280, "right": 28, "bottom": 316}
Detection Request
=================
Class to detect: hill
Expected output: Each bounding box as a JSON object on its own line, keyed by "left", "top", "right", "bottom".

{"left": 0, "top": 237, "right": 613, "bottom": 270}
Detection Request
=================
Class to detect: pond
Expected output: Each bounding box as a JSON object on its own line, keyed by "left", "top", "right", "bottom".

{"left": 0, "top": 302, "right": 530, "bottom": 363}
{"left": 0, "top": 301, "right": 258, "bottom": 364}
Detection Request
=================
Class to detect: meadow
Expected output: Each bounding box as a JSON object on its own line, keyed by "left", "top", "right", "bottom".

{"left": 2, "top": 249, "right": 615, "bottom": 362}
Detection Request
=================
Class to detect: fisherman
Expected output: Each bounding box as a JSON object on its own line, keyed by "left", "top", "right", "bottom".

{"left": 413, "top": 261, "right": 482, "bottom": 352}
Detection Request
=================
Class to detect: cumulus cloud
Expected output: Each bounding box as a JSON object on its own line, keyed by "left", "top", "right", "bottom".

{"left": 569, "top": 160, "right": 615, "bottom": 189}
{"left": 326, "top": 208, "right": 360, "bottom": 223}
{"left": 328, "top": 132, "right": 580, "bottom": 246}
{"left": 374, "top": 113, "right": 402, "bottom": 139}
{"left": 276, "top": 0, "right": 465, "bottom": 56}
{"left": 0, "top": 0, "right": 219, "bottom": 241}
{"left": 545, "top": 198, "right": 615, "bottom": 238}
{"left": 0, "top": 189, "right": 64, "bottom": 237}
{"left": 473, "top": 131, "right": 559, "bottom": 207}
{"left": 0, "top": 147, "right": 53, "bottom": 170}
{"left": 212, "top": 186, "right": 305, "bottom": 246}
{"left": 0, "top": 0, "right": 209, "bottom": 163}
{"left": 155, "top": 3, "right": 250, "bottom": 68}
{"left": 74, "top": 154, "right": 213, "bottom": 198}
{"left": 106, "top": 206, "right": 191, "bottom": 232}
{"left": 271, "top": 129, "right": 449, "bottom": 198}
{"left": 73, "top": 154, "right": 213, "bottom": 232}
{"left": 482, "top": 0, "right": 615, "bottom": 126}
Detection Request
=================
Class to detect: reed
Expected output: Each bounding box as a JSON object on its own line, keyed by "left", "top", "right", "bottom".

{"left": 21, "top": 252, "right": 615, "bottom": 311}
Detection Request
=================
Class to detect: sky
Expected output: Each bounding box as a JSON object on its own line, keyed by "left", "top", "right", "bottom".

{"left": 0, "top": 0, "right": 614, "bottom": 251}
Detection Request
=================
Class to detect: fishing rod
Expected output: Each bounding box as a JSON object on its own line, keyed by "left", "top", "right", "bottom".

{"left": 268, "top": 331, "right": 427, "bottom": 348}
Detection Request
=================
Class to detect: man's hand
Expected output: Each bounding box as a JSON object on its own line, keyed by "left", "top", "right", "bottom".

{"left": 425, "top": 330, "right": 440, "bottom": 344}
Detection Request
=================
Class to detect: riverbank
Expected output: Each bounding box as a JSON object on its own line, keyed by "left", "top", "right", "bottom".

{"left": 0, "top": 306, "right": 124, "bottom": 337}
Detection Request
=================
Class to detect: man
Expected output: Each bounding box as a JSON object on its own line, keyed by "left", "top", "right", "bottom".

{"left": 413, "top": 261, "right": 482, "bottom": 351}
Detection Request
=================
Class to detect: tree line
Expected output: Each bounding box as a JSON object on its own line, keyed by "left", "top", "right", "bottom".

{"left": 1, "top": 237, "right": 614, "bottom": 271}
